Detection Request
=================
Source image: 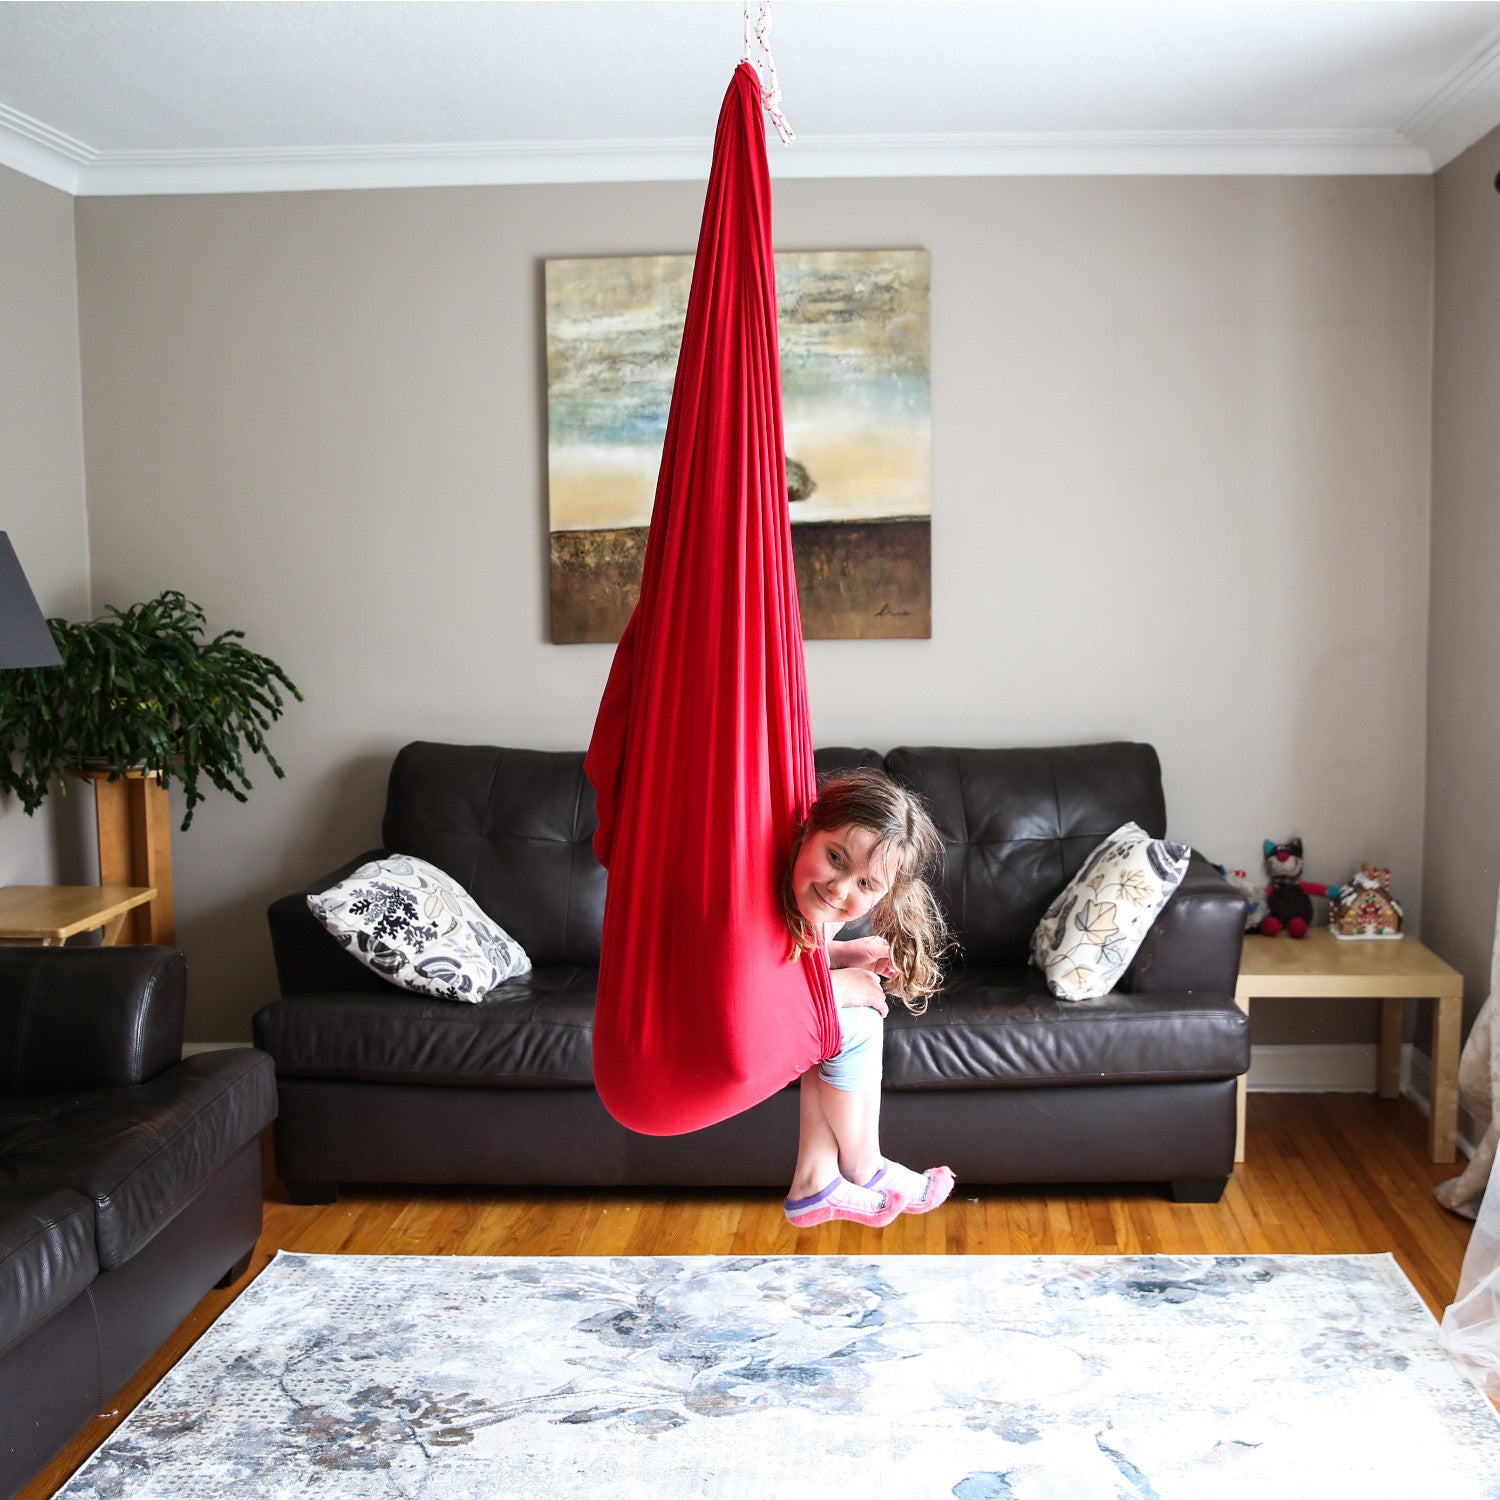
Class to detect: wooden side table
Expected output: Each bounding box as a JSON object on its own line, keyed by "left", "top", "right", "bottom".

{"left": 1233, "top": 927, "right": 1463, "bottom": 1164}
{"left": 0, "top": 885, "right": 159, "bottom": 948}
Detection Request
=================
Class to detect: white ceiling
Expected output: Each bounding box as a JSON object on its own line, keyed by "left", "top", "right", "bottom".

{"left": 3, "top": 0, "right": 1500, "bottom": 195}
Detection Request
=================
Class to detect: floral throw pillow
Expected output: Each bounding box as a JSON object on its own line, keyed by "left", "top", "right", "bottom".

{"left": 1030, "top": 823, "right": 1191, "bottom": 1001}
{"left": 307, "top": 854, "right": 530, "bottom": 1003}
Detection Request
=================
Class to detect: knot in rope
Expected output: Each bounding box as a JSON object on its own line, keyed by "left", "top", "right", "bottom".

{"left": 743, "top": 0, "right": 795, "bottom": 145}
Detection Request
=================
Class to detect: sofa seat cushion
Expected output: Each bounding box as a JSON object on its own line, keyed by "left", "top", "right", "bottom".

{"left": 0, "top": 1050, "right": 277, "bottom": 1270}
{"left": 0, "top": 1186, "right": 97, "bottom": 1359}
{"left": 253, "top": 967, "right": 600, "bottom": 1089}
{"left": 882, "top": 966, "right": 1250, "bottom": 1090}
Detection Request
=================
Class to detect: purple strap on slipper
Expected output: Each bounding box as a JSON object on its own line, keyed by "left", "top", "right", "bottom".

{"left": 785, "top": 1178, "right": 842, "bottom": 1212}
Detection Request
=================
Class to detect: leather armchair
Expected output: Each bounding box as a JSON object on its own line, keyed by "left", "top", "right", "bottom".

{"left": 0, "top": 947, "right": 277, "bottom": 1500}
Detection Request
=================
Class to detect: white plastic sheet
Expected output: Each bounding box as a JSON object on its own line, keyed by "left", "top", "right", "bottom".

{"left": 1442, "top": 1155, "right": 1500, "bottom": 1397}
{"left": 1438, "top": 880, "right": 1500, "bottom": 1395}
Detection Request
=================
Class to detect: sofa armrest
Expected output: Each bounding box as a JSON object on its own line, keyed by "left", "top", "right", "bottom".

{"left": 0, "top": 947, "right": 186, "bottom": 1094}
{"left": 1120, "top": 853, "right": 1248, "bottom": 996}
{"left": 0, "top": 1049, "right": 277, "bottom": 1268}
{"left": 267, "top": 849, "right": 390, "bottom": 997}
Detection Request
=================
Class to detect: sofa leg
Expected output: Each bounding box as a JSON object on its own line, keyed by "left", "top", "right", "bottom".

{"left": 286, "top": 1181, "right": 339, "bottom": 1205}
{"left": 1166, "top": 1177, "right": 1228, "bottom": 1204}
{"left": 215, "top": 1249, "right": 254, "bottom": 1289}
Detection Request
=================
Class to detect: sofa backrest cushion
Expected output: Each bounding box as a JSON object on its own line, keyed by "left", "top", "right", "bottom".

{"left": 383, "top": 742, "right": 605, "bottom": 967}
{"left": 377, "top": 740, "right": 1167, "bottom": 971}
{"left": 885, "top": 743, "right": 1167, "bottom": 965}
{"left": 813, "top": 747, "right": 885, "bottom": 779}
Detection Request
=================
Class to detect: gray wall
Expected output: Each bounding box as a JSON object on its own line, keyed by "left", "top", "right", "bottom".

{"left": 70, "top": 174, "right": 1435, "bottom": 1042}
{"left": 0, "top": 163, "right": 93, "bottom": 887}
{"left": 1424, "top": 125, "right": 1500, "bottom": 1033}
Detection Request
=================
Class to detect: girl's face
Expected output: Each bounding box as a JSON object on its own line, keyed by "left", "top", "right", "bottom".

{"left": 792, "top": 822, "right": 893, "bottom": 928}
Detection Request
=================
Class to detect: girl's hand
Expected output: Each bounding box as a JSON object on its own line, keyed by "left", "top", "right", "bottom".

{"left": 831, "top": 966, "right": 888, "bottom": 1017}
{"left": 830, "top": 936, "right": 897, "bottom": 981}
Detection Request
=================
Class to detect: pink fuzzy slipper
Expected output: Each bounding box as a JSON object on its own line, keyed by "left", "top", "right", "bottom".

{"left": 784, "top": 1175, "right": 907, "bottom": 1229}
{"left": 865, "top": 1159, "right": 956, "bottom": 1215}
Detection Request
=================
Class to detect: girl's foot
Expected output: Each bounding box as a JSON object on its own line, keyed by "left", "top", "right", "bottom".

{"left": 864, "top": 1158, "right": 955, "bottom": 1215}
{"left": 784, "top": 1175, "right": 907, "bottom": 1229}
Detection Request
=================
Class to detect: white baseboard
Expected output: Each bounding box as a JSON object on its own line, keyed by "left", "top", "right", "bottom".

{"left": 181, "top": 1041, "right": 249, "bottom": 1057}
{"left": 1401, "top": 1043, "right": 1481, "bottom": 1160}
{"left": 1252, "top": 1041, "right": 1479, "bottom": 1161}
{"left": 1403, "top": 1041, "right": 1430, "bottom": 1114}
{"left": 1246, "top": 1043, "right": 1378, "bottom": 1093}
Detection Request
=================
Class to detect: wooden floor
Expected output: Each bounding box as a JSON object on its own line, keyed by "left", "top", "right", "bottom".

{"left": 22, "top": 1092, "right": 1480, "bottom": 1499}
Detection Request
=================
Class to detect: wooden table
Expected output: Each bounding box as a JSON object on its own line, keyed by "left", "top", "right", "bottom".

{"left": 0, "top": 885, "right": 159, "bottom": 947}
{"left": 1233, "top": 927, "right": 1462, "bottom": 1164}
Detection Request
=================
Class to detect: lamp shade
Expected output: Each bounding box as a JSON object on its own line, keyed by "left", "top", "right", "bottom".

{"left": 0, "top": 533, "right": 62, "bottom": 669}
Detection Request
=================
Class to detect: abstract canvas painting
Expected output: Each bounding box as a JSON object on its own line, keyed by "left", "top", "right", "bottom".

{"left": 546, "top": 250, "right": 932, "bottom": 643}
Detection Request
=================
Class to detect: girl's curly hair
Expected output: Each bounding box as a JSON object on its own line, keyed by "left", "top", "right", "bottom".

{"left": 782, "top": 768, "right": 955, "bottom": 1012}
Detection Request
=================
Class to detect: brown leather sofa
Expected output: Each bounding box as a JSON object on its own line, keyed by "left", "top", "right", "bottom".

{"left": 0, "top": 947, "right": 277, "bottom": 1500}
{"left": 256, "top": 739, "right": 1250, "bottom": 1208}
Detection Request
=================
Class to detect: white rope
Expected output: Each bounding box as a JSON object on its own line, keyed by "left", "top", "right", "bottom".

{"left": 743, "top": 0, "right": 795, "bottom": 145}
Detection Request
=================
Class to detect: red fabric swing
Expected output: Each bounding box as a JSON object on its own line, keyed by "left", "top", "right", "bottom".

{"left": 584, "top": 63, "right": 840, "bottom": 1137}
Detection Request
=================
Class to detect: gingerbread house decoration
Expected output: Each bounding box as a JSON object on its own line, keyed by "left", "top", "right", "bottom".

{"left": 1329, "top": 863, "right": 1404, "bottom": 940}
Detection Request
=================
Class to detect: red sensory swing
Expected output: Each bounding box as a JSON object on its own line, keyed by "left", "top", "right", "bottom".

{"left": 584, "top": 59, "right": 840, "bottom": 1136}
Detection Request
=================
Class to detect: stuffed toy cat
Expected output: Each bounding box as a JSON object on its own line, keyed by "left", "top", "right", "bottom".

{"left": 1258, "top": 837, "right": 1332, "bottom": 939}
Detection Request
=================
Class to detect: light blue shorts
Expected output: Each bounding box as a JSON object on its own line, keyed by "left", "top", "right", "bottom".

{"left": 818, "top": 1003, "right": 885, "bottom": 1093}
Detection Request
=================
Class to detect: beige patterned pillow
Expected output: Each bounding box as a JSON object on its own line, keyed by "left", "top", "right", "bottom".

{"left": 1030, "top": 823, "right": 1190, "bottom": 1000}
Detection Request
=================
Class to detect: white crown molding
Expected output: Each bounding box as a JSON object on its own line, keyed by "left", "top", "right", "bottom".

{"left": 771, "top": 130, "right": 1432, "bottom": 180}
{"left": 0, "top": 104, "right": 87, "bottom": 194}
{"left": 70, "top": 138, "right": 714, "bottom": 196}
{"left": 48, "top": 129, "right": 1430, "bottom": 197}
{"left": 0, "top": 97, "right": 1457, "bottom": 197}
{"left": 1401, "top": 32, "right": 1500, "bottom": 170}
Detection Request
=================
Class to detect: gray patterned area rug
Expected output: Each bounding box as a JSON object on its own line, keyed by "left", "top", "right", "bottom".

{"left": 61, "top": 1251, "right": 1500, "bottom": 1500}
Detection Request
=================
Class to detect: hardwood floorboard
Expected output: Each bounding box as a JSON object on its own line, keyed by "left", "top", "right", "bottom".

{"left": 20, "top": 1092, "right": 1481, "bottom": 1499}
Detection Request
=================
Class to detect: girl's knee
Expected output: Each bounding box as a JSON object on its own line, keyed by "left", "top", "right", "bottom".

{"left": 819, "top": 1005, "right": 885, "bottom": 1091}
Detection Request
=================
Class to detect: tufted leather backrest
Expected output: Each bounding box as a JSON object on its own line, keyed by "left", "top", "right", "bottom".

{"left": 813, "top": 746, "right": 885, "bottom": 781}
{"left": 382, "top": 742, "right": 606, "bottom": 967}
{"left": 885, "top": 743, "right": 1167, "bottom": 965}
{"left": 376, "top": 740, "right": 1165, "bottom": 971}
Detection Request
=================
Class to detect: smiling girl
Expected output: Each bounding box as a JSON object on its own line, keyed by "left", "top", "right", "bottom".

{"left": 779, "top": 769, "right": 956, "bottom": 1228}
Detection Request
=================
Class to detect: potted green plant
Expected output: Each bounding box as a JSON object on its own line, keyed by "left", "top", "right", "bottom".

{"left": 0, "top": 590, "right": 302, "bottom": 830}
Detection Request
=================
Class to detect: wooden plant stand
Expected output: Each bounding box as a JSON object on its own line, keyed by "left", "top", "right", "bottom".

{"left": 76, "top": 769, "right": 176, "bottom": 946}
